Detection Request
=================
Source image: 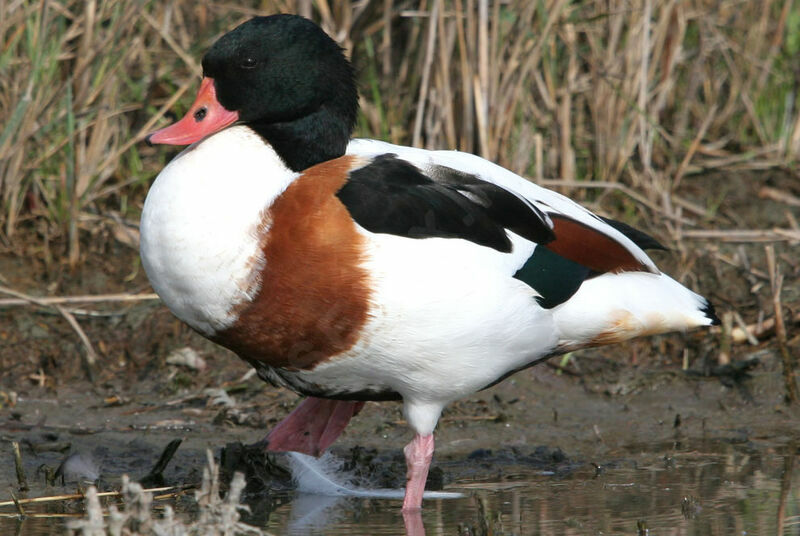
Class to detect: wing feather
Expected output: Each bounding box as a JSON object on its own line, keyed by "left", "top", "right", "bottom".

{"left": 346, "top": 139, "right": 660, "bottom": 274}
{"left": 335, "top": 153, "right": 555, "bottom": 253}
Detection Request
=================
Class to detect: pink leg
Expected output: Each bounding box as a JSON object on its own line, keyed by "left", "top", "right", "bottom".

{"left": 402, "top": 509, "right": 427, "bottom": 536}
{"left": 402, "top": 433, "right": 435, "bottom": 511}
{"left": 266, "top": 397, "right": 365, "bottom": 457}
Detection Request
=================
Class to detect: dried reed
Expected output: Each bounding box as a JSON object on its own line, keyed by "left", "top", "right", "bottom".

{"left": 1, "top": 0, "right": 796, "bottom": 256}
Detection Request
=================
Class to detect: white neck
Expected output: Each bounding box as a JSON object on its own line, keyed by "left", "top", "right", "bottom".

{"left": 140, "top": 126, "right": 297, "bottom": 335}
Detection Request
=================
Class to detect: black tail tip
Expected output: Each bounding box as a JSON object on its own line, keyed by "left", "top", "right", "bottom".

{"left": 703, "top": 299, "right": 721, "bottom": 326}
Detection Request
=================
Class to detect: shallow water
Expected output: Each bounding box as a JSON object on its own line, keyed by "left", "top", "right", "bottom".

{"left": 255, "top": 439, "right": 799, "bottom": 535}
{"left": 3, "top": 438, "right": 798, "bottom": 535}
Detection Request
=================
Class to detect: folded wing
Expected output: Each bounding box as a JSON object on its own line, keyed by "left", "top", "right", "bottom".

{"left": 338, "top": 145, "right": 664, "bottom": 309}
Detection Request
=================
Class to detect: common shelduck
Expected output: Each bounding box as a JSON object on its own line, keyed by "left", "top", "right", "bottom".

{"left": 141, "top": 14, "right": 719, "bottom": 511}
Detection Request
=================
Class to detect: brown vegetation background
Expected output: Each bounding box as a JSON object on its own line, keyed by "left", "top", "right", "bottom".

{"left": 2, "top": 0, "right": 798, "bottom": 251}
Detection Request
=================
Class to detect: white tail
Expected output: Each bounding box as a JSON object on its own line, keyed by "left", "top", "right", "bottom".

{"left": 553, "top": 272, "right": 717, "bottom": 351}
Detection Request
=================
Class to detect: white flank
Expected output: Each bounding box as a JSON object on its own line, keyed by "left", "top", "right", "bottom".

{"left": 293, "top": 230, "right": 558, "bottom": 436}
{"left": 140, "top": 126, "right": 297, "bottom": 335}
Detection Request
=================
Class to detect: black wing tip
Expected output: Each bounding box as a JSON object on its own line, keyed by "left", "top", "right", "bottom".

{"left": 702, "top": 299, "right": 721, "bottom": 326}
{"left": 540, "top": 219, "right": 557, "bottom": 244}
{"left": 600, "top": 217, "right": 667, "bottom": 251}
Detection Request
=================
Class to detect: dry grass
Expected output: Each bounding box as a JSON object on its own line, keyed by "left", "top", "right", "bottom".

{"left": 1, "top": 1, "right": 797, "bottom": 266}
{"left": 64, "top": 451, "right": 268, "bottom": 536}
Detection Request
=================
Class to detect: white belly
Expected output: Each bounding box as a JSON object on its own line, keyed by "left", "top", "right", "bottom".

{"left": 292, "top": 231, "right": 558, "bottom": 404}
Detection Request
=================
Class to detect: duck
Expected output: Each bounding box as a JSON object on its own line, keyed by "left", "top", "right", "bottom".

{"left": 140, "top": 13, "right": 719, "bottom": 511}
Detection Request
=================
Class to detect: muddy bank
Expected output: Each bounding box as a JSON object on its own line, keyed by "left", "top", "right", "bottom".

{"left": 1, "top": 340, "right": 797, "bottom": 496}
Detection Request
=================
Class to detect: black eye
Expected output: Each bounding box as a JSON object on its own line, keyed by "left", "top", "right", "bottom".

{"left": 240, "top": 57, "right": 258, "bottom": 69}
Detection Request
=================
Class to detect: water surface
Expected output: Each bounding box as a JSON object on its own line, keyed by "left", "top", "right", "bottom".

{"left": 255, "top": 438, "right": 799, "bottom": 535}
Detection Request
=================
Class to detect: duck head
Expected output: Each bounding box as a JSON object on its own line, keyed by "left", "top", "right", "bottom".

{"left": 147, "top": 14, "right": 359, "bottom": 171}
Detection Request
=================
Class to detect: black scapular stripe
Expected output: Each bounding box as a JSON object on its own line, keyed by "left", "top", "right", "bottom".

{"left": 335, "top": 154, "right": 554, "bottom": 252}
{"left": 600, "top": 217, "right": 666, "bottom": 251}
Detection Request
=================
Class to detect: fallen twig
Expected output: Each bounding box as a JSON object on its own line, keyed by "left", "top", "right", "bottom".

{"left": 12, "top": 441, "right": 28, "bottom": 493}
{"left": 766, "top": 245, "right": 798, "bottom": 404}
{"left": 9, "top": 491, "right": 24, "bottom": 516}
{"left": 691, "top": 148, "right": 786, "bottom": 172}
{"left": 682, "top": 229, "right": 800, "bottom": 242}
{"left": 0, "top": 486, "right": 180, "bottom": 509}
{"left": 0, "top": 511, "right": 84, "bottom": 518}
{"left": 0, "top": 292, "right": 159, "bottom": 307}
{"left": 0, "top": 288, "right": 157, "bottom": 378}
{"left": 57, "top": 304, "right": 99, "bottom": 368}
{"left": 713, "top": 251, "right": 770, "bottom": 281}
{"left": 759, "top": 186, "right": 800, "bottom": 208}
{"left": 714, "top": 311, "right": 800, "bottom": 344}
{"left": 719, "top": 312, "right": 733, "bottom": 365}
{"left": 0, "top": 286, "right": 99, "bottom": 370}
{"left": 732, "top": 311, "right": 759, "bottom": 346}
